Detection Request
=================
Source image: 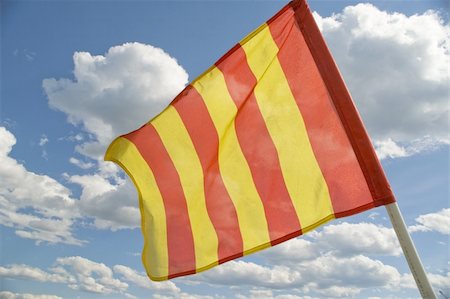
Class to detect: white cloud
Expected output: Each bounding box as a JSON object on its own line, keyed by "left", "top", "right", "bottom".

{"left": 186, "top": 254, "right": 415, "bottom": 298}
{"left": 0, "top": 264, "right": 74, "bottom": 284}
{"left": 56, "top": 256, "right": 128, "bottom": 294}
{"left": 40, "top": 42, "right": 189, "bottom": 231}
{"left": 429, "top": 271, "right": 450, "bottom": 295}
{"left": 113, "top": 265, "right": 179, "bottom": 292}
{"left": 152, "top": 294, "right": 220, "bottom": 299}
{"left": 261, "top": 238, "right": 319, "bottom": 264}
{"left": 192, "top": 260, "right": 299, "bottom": 289}
{"left": 70, "top": 175, "right": 140, "bottom": 230}
{"left": 296, "top": 254, "right": 413, "bottom": 297}
{"left": 236, "top": 290, "right": 318, "bottom": 299}
{"left": 375, "top": 136, "right": 449, "bottom": 160}
{"left": 374, "top": 138, "right": 408, "bottom": 160}
{"left": 313, "top": 222, "right": 402, "bottom": 257}
{"left": 0, "top": 257, "right": 186, "bottom": 298}
{"left": 0, "top": 127, "right": 83, "bottom": 245}
{"left": 315, "top": 4, "right": 449, "bottom": 157}
{"left": 262, "top": 222, "right": 401, "bottom": 264}
{"left": 409, "top": 208, "right": 450, "bottom": 234}
{"left": 183, "top": 221, "right": 419, "bottom": 297}
{"left": 0, "top": 292, "right": 62, "bottom": 299}
{"left": 43, "top": 42, "right": 188, "bottom": 160}
{"left": 38, "top": 135, "right": 49, "bottom": 146}
{"left": 69, "top": 157, "right": 94, "bottom": 170}
{"left": 38, "top": 134, "right": 49, "bottom": 159}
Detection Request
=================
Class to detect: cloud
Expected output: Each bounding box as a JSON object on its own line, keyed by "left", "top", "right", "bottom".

{"left": 296, "top": 254, "right": 413, "bottom": 297}
{"left": 0, "top": 258, "right": 125, "bottom": 295}
{"left": 429, "top": 271, "right": 450, "bottom": 295}
{"left": 375, "top": 136, "right": 449, "bottom": 160}
{"left": 38, "top": 135, "right": 49, "bottom": 146}
{"left": 12, "top": 49, "right": 36, "bottom": 62}
{"left": 186, "top": 254, "right": 414, "bottom": 298}
{"left": 69, "top": 157, "right": 94, "bottom": 170}
{"left": 313, "top": 222, "right": 402, "bottom": 257}
{"left": 236, "top": 290, "right": 318, "bottom": 299}
{"left": 38, "top": 134, "right": 49, "bottom": 159}
{"left": 43, "top": 42, "right": 188, "bottom": 160}
{"left": 152, "top": 294, "right": 220, "bottom": 299}
{"left": 0, "top": 292, "right": 62, "bottom": 299}
{"left": 193, "top": 261, "right": 299, "bottom": 289}
{"left": 0, "top": 256, "right": 185, "bottom": 298}
{"left": 0, "top": 264, "right": 74, "bottom": 284}
{"left": 70, "top": 175, "right": 140, "bottom": 230}
{"left": 56, "top": 256, "right": 128, "bottom": 294}
{"left": 40, "top": 42, "right": 189, "bottom": 231}
{"left": 374, "top": 138, "right": 408, "bottom": 160}
{"left": 409, "top": 208, "right": 450, "bottom": 234}
{"left": 314, "top": 4, "right": 449, "bottom": 157}
{"left": 262, "top": 222, "right": 401, "bottom": 265}
{"left": 113, "top": 265, "right": 179, "bottom": 292}
{"left": 185, "top": 221, "right": 418, "bottom": 297}
{"left": 0, "top": 127, "right": 83, "bottom": 245}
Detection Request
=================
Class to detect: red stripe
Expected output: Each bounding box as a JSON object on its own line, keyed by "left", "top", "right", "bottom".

{"left": 123, "top": 125, "right": 196, "bottom": 277}
{"left": 290, "top": 0, "right": 395, "bottom": 206}
{"left": 268, "top": 6, "right": 376, "bottom": 216}
{"left": 172, "top": 86, "right": 244, "bottom": 263}
{"left": 216, "top": 46, "right": 302, "bottom": 243}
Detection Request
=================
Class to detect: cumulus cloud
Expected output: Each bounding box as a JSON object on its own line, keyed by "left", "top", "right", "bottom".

{"left": 262, "top": 222, "right": 401, "bottom": 265}
{"left": 296, "top": 254, "right": 412, "bottom": 297}
{"left": 0, "top": 258, "right": 126, "bottom": 295}
{"left": 194, "top": 261, "right": 299, "bottom": 289}
{"left": 313, "top": 222, "right": 402, "bottom": 257}
{"left": 70, "top": 175, "right": 140, "bottom": 230}
{"left": 409, "top": 208, "right": 450, "bottom": 234}
{"left": 56, "top": 256, "right": 128, "bottom": 294}
{"left": 186, "top": 254, "right": 414, "bottom": 298}
{"left": 43, "top": 42, "right": 188, "bottom": 160}
{"left": 236, "top": 290, "right": 318, "bottom": 299}
{"left": 0, "top": 256, "right": 185, "bottom": 298}
{"left": 113, "top": 265, "right": 179, "bottom": 292}
{"left": 314, "top": 4, "right": 449, "bottom": 158}
{"left": 0, "top": 127, "right": 83, "bottom": 245}
{"left": 0, "top": 292, "right": 62, "bottom": 299}
{"left": 184, "top": 221, "right": 424, "bottom": 297}
{"left": 39, "top": 42, "right": 189, "bottom": 232}
{"left": 152, "top": 294, "right": 220, "bottom": 299}
{"left": 0, "top": 264, "right": 74, "bottom": 284}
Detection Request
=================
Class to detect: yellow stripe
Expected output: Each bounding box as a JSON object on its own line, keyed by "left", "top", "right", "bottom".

{"left": 151, "top": 106, "right": 219, "bottom": 270}
{"left": 192, "top": 68, "right": 271, "bottom": 253}
{"left": 104, "top": 137, "right": 168, "bottom": 279}
{"left": 241, "top": 24, "right": 335, "bottom": 229}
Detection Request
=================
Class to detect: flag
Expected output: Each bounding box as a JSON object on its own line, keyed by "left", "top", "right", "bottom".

{"left": 105, "top": 0, "right": 395, "bottom": 281}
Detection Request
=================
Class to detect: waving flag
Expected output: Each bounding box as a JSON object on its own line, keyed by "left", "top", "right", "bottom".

{"left": 105, "top": 0, "right": 395, "bottom": 281}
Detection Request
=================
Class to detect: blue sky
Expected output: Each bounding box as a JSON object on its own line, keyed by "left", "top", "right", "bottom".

{"left": 1, "top": 0, "right": 449, "bottom": 298}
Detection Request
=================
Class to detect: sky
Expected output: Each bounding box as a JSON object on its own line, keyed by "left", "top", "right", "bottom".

{"left": 0, "top": 0, "right": 449, "bottom": 298}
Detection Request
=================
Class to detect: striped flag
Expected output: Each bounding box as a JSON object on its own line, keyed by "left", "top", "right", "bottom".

{"left": 105, "top": 0, "right": 395, "bottom": 281}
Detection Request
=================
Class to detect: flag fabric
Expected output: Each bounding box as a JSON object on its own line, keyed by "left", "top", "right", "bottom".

{"left": 105, "top": 0, "right": 395, "bottom": 281}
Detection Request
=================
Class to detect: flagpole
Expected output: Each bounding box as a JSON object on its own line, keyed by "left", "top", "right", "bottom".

{"left": 385, "top": 202, "right": 436, "bottom": 298}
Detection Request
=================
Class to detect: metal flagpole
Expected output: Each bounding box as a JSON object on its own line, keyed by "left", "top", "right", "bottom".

{"left": 385, "top": 202, "right": 436, "bottom": 298}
